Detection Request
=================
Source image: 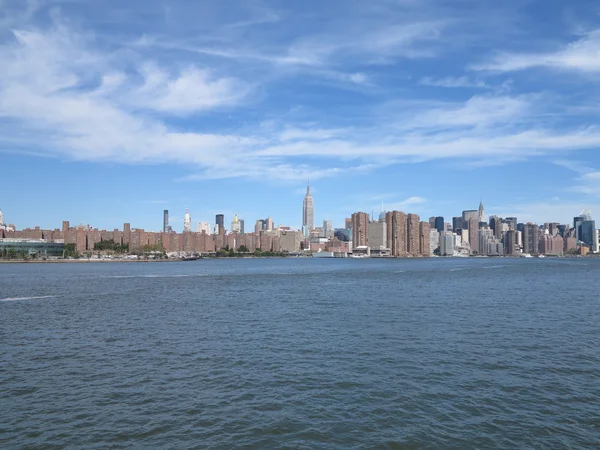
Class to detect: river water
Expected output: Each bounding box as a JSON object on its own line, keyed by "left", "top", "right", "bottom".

{"left": 1, "top": 258, "right": 599, "bottom": 448}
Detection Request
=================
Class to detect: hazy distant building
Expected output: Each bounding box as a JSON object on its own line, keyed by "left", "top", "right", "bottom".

{"left": 163, "top": 210, "right": 169, "bottom": 233}
{"left": 302, "top": 182, "right": 314, "bottom": 237}
{"left": 323, "top": 220, "right": 333, "bottom": 239}
{"left": 478, "top": 200, "right": 486, "bottom": 223}
{"left": 463, "top": 210, "right": 478, "bottom": 229}
{"left": 196, "top": 222, "right": 210, "bottom": 234}
{"left": 385, "top": 211, "right": 407, "bottom": 257}
{"left": 184, "top": 209, "right": 191, "bottom": 233}
{"left": 351, "top": 212, "right": 369, "bottom": 249}
{"left": 239, "top": 220, "right": 245, "bottom": 234}
{"left": 505, "top": 217, "right": 518, "bottom": 231}
{"left": 231, "top": 213, "right": 241, "bottom": 233}
{"left": 344, "top": 218, "right": 352, "bottom": 230}
{"left": 215, "top": 214, "right": 225, "bottom": 234}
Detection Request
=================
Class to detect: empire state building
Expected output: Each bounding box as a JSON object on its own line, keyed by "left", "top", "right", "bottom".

{"left": 302, "top": 181, "right": 314, "bottom": 237}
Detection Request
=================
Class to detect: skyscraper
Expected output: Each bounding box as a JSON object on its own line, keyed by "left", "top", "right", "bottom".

{"left": 0, "top": 209, "right": 4, "bottom": 226}
{"left": 523, "top": 224, "right": 540, "bottom": 255}
{"left": 452, "top": 216, "right": 463, "bottom": 232}
{"left": 163, "top": 210, "right": 169, "bottom": 233}
{"left": 302, "top": 181, "right": 314, "bottom": 237}
{"left": 407, "top": 214, "right": 420, "bottom": 256}
{"left": 478, "top": 200, "right": 486, "bottom": 223}
{"left": 183, "top": 209, "right": 191, "bottom": 233}
{"left": 231, "top": 213, "right": 241, "bottom": 233}
{"left": 215, "top": 214, "right": 225, "bottom": 234}
{"left": 385, "top": 211, "right": 407, "bottom": 257}
{"left": 434, "top": 216, "right": 444, "bottom": 233}
{"left": 467, "top": 216, "right": 479, "bottom": 254}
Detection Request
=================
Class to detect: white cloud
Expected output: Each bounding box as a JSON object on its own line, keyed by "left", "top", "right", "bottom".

{"left": 419, "top": 76, "right": 488, "bottom": 88}
{"left": 472, "top": 29, "right": 600, "bottom": 73}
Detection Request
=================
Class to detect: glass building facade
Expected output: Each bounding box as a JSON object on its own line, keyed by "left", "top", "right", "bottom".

{"left": 0, "top": 239, "right": 65, "bottom": 257}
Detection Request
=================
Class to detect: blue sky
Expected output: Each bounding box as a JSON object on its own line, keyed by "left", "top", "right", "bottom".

{"left": 2, "top": 0, "right": 600, "bottom": 232}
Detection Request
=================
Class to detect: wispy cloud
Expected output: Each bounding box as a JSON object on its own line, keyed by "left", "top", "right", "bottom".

{"left": 419, "top": 76, "right": 488, "bottom": 88}
{"left": 472, "top": 29, "right": 600, "bottom": 73}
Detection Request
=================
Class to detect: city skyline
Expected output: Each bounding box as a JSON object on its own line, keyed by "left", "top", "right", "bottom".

{"left": 3, "top": 1, "right": 600, "bottom": 230}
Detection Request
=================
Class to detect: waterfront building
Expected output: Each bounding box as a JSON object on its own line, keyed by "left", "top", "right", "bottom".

{"left": 0, "top": 238, "right": 65, "bottom": 258}
{"left": 368, "top": 219, "right": 387, "bottom": 251}
{"left": 434, "top": 216, "right": 444, "bottom": 233}
{"left": 467, "top": 217, "right": 479, "bottom": 255}
{"left": 504, "top": 230, "right": 518, "bottom": 255}
{"left": 302, "top": 181, "right": 314, "bottom": 237}
{"left": 523, "top": 223, "right": 540, "bottom": 255}
{"left": 183, "top": 209, "right": 191, "bottom": 233}
{"left": 429, "top": 229, "right": 440, "bottom": 256}
{"left": 579, "top": 220, "right": 596, "bottom": 248}
{"left": 419, "top": 222, "right": 431, "bottom": 256}
{"left": 440, "top": 231, "right": 454, "bottom": 256}
{"left": 406, "top": 214, "right": 420, "bottom": 256}
{"left": 385, "top": 211, "right": 407, "bottom": 257}
{"left": 351, "top": 212, "right": 369, "bottom": 249}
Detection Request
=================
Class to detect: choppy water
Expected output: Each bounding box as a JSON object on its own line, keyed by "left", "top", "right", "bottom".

{"left": 1, "top": 258, "right": 599, "bottom": 449}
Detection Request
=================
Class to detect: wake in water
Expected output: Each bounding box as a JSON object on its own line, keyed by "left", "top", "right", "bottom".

{"left": 0, "top": 295, "right": 55, "bottom": 302}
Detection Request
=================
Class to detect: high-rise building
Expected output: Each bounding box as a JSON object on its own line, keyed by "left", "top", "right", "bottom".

{"left": 302, "top": 181, "right": 314, "bottom": 237}
{"left": 266, "top": 217, "right": 274, "bottom": 232}
{"left": 385, "top": 211, "right": 407, "bottom": 257}
{"left": 478, "top": 200, "right": 486, "bottom": 223}
{"left": 344, "top": 218, "right": 352, "bottom": 230}
{"left": 183, "top": 209, "right": 191, "bottom": 233}
{"left": 323, "top": 220, "right": 333, "bottom": 239}
{"left": 419, "top": 221, "right": 430, "bottom": 256}
{"left": 196, "top": 222, "right": 210, "bottom": 234}
{"left": 505, "top": 230, "right": 518, "bottom": 255}
{"left": 440, "top": 231, "right": 454, "bottom": 256}
{"left": 452, "top": 216, "right": 463, "bottom": 232}
{"left": 0, "top": 209, "right": 4, "bottom": 227}
{"left": 579, "top": 220, "right": 596, "bottom": 247}
{"left": 429, "top": 229, "right": 440, "bottom": 256}
{"left": 368, "top": 220, "right": 386, "bottom": 250}
{"left": 231, "top": 213, "right": 241, "bottom": 233}
{"left": 523, "top": 224, "right": 540, "bottom": 255}
{"left": 407, "top": 214, "right": 420, "bottom": 256}
{"left": 255, "top": 220, "right": 264, "bottom": 234}
{"left": 215, "top": 214, "right": 225, "bottom": 234}
{"left": 462, "top": 210, "right": 478, "bottom": 228}
{"left": 163, "top": 210, "right": 169, "bottom": 233}
{"left": 467, "top": 217, "right": 479, "bottom": 254}
{"left": 505, "top": 217, "right": 518, "bottom": 231}
{"left": 351, "top": 212, "right": 369, "bottom": 248}
{"left": 434, "top": 216, "right": 444, "bottom": 233}
{"left": 429, "top": 217, "right": 436, "bottom": 229}
{"left": 239, "top": 220, "right": 245, "bottom": 234}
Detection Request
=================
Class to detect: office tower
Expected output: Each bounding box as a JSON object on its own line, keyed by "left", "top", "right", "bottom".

{"left": 231, "top": 213, "right": 241, "bottom": 233}
{"left": 505, "top": 217, "right": 517, "bottom": 231}
{"left": 385, "top": 211, "right": 407, "bottom": 257}
{"left": 407, "top": 214, "right": 420, "bottom": 256}
{"left": 478, "top": 200, "right": 486, "bottom": 222}
{"left": 215, "top": 214, "right": 225, "bottom": 234}
{"left": 429, "top": 229, "right": 440, "bottom": 256}
{"left": 419, "top": 221, "right": 431, "bottom": 256}
{"left": 351, "top": 212, "right": 369, "bottom": 248}
{"left": 434, "top": 216, "right": 444, "bottom": 233}
{"left": 573, "top": 215, "right": 584, "bottom": 240}
{"left": 504, "top": 230, "right": 517, "bottom": 255}
{"left": 255, "top": 220, "right": 264, "bottom": 234}
{"left": 163, "top": 210, "right": 169, "bottom": 233}
{"left": 183, "top": 209, "right": 191, "bottom": 232}
{"left": 302, "top": 181, "right": 314, "bottom": 237}
{"left": 239, "top": 220, "right": 245, "bottom": 234}
{"left": 440, "top": 231, "right": 454, "bottom": 256}
{"left": 462, "top": 210, "right": 478, "bottom": 228}
{"left": 452, "top": 217, "right": 462, "bottom": 232}
{"left": 523, "top": 224, "right": 540, "bottom": 255}
{"left": 323, "top": 219, "right": 333, "bottom": 238}
{"left": 429, "top": 217, "right": 436, "bottom": 229}
{"left": 266, "top": 217, "right": 274, "bottom": 231}
{"left": 579, "top": 220, "right": 596, "bottom": 247}
{"left": 467, "top": 216, "right": 479, "bottom": 254}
